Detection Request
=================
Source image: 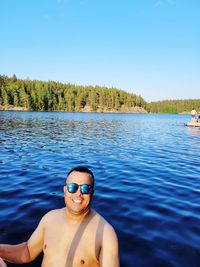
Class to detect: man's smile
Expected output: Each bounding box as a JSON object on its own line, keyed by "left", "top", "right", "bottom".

{"left": 72, "top": 198, "right": 83, "bottom": 204}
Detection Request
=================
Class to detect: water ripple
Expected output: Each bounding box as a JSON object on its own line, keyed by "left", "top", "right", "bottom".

{"left": 0, "top": 112, "right": 200, "bottom": 267}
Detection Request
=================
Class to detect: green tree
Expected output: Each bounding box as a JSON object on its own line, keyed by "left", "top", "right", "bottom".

{"left": 18, "top": 84, "right": 29, "bottom": 107}
{"left": 1, "top": 86, "right": 8, "bottom": 106}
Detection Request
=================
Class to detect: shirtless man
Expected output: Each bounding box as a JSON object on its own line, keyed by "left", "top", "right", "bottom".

{"left": 0, "top": 166, "right": 119, "bottom": 267}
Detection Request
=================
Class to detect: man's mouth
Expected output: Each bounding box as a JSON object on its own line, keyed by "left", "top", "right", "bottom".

{"left": 73, "top": 199, "right": 82, "bottom": 204}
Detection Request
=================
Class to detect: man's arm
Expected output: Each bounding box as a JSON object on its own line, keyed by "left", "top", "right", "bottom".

{"left": 0, "top": 242, "right": 31, "bottom": 263}
{"left": 0, "top": 214, "right": 46, "bottom": 264}
{"left": 99, "top": 223, "right": 119, "bottom": 267}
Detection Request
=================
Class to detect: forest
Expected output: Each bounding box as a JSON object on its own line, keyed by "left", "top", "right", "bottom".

{"left": 0, "top": 74, "right": 146, "bottom": 112}
{"left": 0, "top": 74, "right": 200, "bottom": 113}
{"left": 147, "top": 99, "right": 200, "bottom": 113}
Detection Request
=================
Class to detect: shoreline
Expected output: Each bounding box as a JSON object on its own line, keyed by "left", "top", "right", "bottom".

{"left": 0, "top": 105, "right": 148, "bottom": 114}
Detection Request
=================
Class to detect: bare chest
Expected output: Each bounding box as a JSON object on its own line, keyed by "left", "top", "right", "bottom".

{"left": 42, "top": 223, "right": 100, "bottom": 267}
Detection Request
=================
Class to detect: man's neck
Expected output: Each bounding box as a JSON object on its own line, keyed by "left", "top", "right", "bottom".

{"left": 64, "top": 207, "right": 91, "bottom": 223}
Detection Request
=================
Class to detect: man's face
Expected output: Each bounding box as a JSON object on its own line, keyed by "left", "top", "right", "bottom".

{"left": 64, "top": 171, "right": 93, "bottom": 215}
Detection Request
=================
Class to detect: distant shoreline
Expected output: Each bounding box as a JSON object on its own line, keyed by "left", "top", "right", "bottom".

{"left": 0, "top": 105, "right": 148, "bottom": 114}
{"left": 0, "top": 105, "right": 194, "bottom": 115}
{"left": 0, "top": 105, "right": 29, "bottom": 111}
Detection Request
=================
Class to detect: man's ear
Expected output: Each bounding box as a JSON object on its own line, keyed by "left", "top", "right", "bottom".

{"left": 63, "top": 185, "right": 66, "bottom": 194}
{"left": 91, "top": 188, "right": 95, "bottom": 197}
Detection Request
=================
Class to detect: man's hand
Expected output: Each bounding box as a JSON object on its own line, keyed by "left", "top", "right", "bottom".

{"left": 0, "top": 257, "right": 7, "bottom": 267}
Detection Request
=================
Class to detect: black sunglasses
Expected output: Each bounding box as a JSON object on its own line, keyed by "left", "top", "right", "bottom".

{"left": 66, "top": 183, "right": 93, "bottom": 195}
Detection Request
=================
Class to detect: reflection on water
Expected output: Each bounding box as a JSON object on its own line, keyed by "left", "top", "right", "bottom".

{"left": 187, "top": 126, "right": 200, "bottom": 136}
{"left": 0, "top": 111, "right": 200, "bottom": 267}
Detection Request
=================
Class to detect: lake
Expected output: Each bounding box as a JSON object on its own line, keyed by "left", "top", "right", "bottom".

{"left": 0, "top": 111, "right": 200, "bottom": 267}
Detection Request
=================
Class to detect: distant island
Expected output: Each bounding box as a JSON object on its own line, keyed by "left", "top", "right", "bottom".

{"left": 0, "top": 74, "right": 200, "bottom": 113}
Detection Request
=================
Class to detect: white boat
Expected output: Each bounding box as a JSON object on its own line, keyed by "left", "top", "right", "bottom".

{"left": 186, "top": 121, "right": 200, "bottom": 127}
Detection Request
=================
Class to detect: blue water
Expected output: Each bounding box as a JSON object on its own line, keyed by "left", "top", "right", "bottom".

{"left": 0, "top": 111, "right": 200, "bottom": 267}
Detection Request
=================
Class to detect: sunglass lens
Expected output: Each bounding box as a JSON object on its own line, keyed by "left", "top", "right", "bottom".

{"left": 81, "top": 184, "right": 91, "bottom": 194}
{"left": 67, "top": 183, "right": 78, "bottom": 193}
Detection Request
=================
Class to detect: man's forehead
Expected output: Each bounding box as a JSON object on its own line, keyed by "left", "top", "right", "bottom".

{"left": 66, "top": 171, "right": 92, "bottom": 181}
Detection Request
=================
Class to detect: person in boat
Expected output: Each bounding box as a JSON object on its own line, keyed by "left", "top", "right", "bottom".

{"left": 197, "top": 112, "right": 200, "bottom": 122}
{"left": 0, "top": 166, "right": 119, "bottom": 267}
{"left": 191, "top": 109, "right": 197, "bottom": 122}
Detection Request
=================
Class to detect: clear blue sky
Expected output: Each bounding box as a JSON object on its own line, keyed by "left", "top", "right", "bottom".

{"left": 1, "top": 0, "right": 199, "bottom": 102}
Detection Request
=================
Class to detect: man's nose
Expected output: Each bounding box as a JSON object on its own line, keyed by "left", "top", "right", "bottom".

{"left": 75, "top": 186, "right": 82, "bottom": 195}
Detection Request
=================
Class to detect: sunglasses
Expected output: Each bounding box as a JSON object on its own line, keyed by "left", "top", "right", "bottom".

{"left": 66, "top": 183, "right": 93, "bottom": 195}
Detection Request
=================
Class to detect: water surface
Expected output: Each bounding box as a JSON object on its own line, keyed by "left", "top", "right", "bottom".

{"left": 0, "top": 111, "right": 200, "bottom": 267}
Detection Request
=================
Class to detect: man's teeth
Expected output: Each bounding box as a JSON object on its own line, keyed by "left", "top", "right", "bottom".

{"left": 73, "top": 199, "right": 82, "bottom": 204}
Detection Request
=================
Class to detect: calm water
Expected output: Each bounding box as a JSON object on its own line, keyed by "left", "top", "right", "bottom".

{"left": 0, "top": 111, "right": 200, "bottom": 267}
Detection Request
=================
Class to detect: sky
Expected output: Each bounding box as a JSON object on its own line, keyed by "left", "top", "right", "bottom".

{"left": 0, "top": 0, "right": 200, "bottom": 102}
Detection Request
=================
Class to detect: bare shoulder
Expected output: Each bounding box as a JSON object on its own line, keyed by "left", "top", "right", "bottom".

{"left": 41, "top": 208, "right": 64, "bottom": 223}
{"left": 94, "top": 210, "right": 116, "bottom": 228}
{"left": 103, "top": 218, "right": 118, "bottom": 241}
{"left": 92, "top": 210, "right": 118, "bottom": 240}
{"left": 39, "top": 208, "right": 66, "bottom": 226}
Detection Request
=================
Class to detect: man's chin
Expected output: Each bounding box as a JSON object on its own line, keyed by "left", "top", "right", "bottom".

{"left": 68, "top": 206, "right": 90, "bottom": 216}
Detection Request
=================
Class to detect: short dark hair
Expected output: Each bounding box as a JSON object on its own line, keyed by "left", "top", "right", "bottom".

{"left": 67, "top": 166, "right": 95, "bottom": 187}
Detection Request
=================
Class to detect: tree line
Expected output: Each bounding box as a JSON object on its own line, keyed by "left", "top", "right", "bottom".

{"left": 0, "top": 74, "right": 146, "bottom": 112}
{"left": 147, "top": 99, "right": 200, "bottom": 113}
{"left": 0, "top": 74, "right": 199, "bottom": 113}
